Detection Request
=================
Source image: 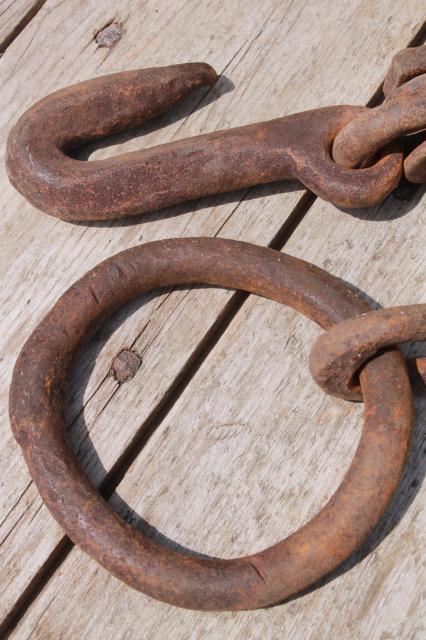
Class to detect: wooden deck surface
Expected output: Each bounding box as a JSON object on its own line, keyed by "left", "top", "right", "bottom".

{"left": 0, "top": 1, "right": 425, "bottom": 638}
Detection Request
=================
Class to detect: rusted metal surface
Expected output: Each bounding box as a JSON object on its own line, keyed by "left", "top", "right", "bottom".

{"left": 383, "top": 45, "right": 426, "bottom": 183}
{"left": 334, "top": 45, "right": 426, "bottom": 183}
{"left": 310, "top": 304, "right": 426, "bottom": 402}
{"left": 6, "top": 63, "right": 403, "bottom": 221}
{"left": 383, "top": 45, "right": 426, "bottom": 96}
{"left": 111, "top": 350, "right": 142, "bottom": 383}
{"left": 414, "top": 357, "right": 426, "bottom": 389}
{"left": 9, "top": 238, "right": 413, "bottom": 611}
{"left": 403, "top": 136, "right": 426, "bottom": 183}
{"left": 333, "top": 74, "right": 426, "bottom": 179}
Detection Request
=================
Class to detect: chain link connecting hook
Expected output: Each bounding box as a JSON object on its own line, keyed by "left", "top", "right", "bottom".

{"left": 334, "top": 45, "right": 426, "bottom": 182}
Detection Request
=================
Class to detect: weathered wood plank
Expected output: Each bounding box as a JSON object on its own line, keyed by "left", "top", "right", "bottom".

{"left": 0, "top": 0, "right": 304, "bottom": 624}
{"left": 0, "top": 0, "right": 44, "bottom": 51}
{"left": 11, "top": 156, "right": 425, "bottom": 640}
{"left": 0, "top": 0, "right": 424, "bottom": 635}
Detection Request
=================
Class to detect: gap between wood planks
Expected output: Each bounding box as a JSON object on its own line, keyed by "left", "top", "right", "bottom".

{"left": 1, "top": 18, "right": 426, "bottom": 640}
{"left": 0, "top": 0, "right": 47, "bottom": 53}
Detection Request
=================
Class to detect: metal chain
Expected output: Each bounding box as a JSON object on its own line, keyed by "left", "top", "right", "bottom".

{"left": 310, "top": 304, "right": 426, "bottom": 401}
{"left": 333, "top": 45, "right": 426, "bottom": 183}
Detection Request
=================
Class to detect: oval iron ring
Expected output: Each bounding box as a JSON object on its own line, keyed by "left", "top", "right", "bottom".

{"left": 6, "top": 63, "right": 402, "bottom": 221}
{"left": 9, "top": 238, "right": 413, "bottom": 611}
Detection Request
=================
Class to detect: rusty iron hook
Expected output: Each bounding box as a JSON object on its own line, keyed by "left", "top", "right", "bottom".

{"left": 6, "top": 62, "right": 403, "bottom": 221}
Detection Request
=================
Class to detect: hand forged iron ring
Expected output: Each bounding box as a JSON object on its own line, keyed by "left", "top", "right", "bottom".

{"left": 9, "top": 238, "right": 413, "bottom": 611}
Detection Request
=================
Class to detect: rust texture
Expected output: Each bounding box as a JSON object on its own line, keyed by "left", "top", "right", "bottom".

{"left": 6, "top": 63, "right": 404, "bottom": 221}
{"left": 111, "top": 350, "right": 141, "bottom": 383}
{"left": 383, "top": 45, "right": 426, "bottom": 96}
{"left": 334, "top": 45, "right": 426, "bottom": 183}
{"left": 414, "top": 358, "right": 426, "bottom": 388}
{"left": 310, "top": 305, "right": 426, "bottom": 401}
{"left": 9, "top": 238, "right": 413, "bottom": 611}
{"left": 95, "top": 22, "right": 123, "bottom": 48}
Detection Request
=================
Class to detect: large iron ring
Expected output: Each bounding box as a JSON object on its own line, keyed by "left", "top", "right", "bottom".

{"left": 9, "top": 238, "right": 413, "bottom": 610}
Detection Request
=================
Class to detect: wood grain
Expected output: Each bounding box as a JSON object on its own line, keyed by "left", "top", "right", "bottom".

{"left": 11, "top": 153, "right": 425, "bottom": 640}
{"left": 0, "top": 0, "right": 45, "bottom": 51}
{"left": 0, "top": 0, "right": 424, "bottom": 636}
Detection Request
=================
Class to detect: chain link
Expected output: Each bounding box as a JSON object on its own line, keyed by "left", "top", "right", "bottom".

{"left": 333, "top": 45, "right": 426, "bottom": 183}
